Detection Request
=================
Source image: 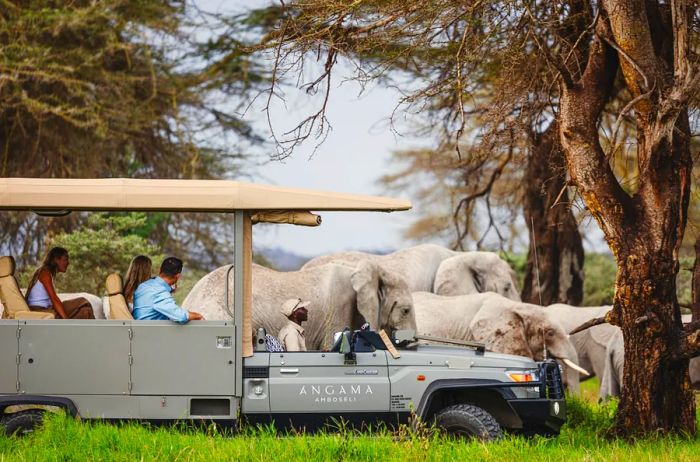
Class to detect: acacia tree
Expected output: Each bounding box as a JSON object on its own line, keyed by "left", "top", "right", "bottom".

{"left": 255, "top": 0, "right": 700, "bottom": 436}
{"left": 558, "top": 1, "right": 698, "bottom": 434}
{"left": 0, "top": 1, "right": 266, "bottom": 267}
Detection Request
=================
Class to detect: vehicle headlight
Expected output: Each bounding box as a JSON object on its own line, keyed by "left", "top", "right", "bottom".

{"left": 506, "top": 369, "right": 539, "bottom": 382}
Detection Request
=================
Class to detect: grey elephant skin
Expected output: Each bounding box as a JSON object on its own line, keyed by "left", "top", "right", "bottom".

{"left": 183, "top": 260, "right": 416, "bottom": 349}
{"left": 546, "top": 304, "right": 615, "bottom": 381}
{"left": 600, "top": 315, "right": 700, "bottom": 399}
{"left": 302, "top": 244, "right": 520, "bottom": 300}
{"left": 413, "top": 292, "right": 585, "bottom": 393}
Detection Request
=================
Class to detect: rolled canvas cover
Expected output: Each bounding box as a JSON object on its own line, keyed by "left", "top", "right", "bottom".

{"left": 251, "top": 211, "right": 321, "bottom": 227}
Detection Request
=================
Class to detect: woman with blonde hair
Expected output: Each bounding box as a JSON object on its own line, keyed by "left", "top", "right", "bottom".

{"left": 26, "top": 247, "right": 95, "bottom": 319}
{"left": 123, "top": 255, "right": 153, "bottom": 307}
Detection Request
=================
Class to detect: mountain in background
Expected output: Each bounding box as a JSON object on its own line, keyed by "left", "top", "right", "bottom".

{"left": 255, "top": 246, "right": 394, "bottom": 271}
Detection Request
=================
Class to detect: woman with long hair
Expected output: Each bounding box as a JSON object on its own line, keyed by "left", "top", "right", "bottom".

{"left": 26, "top": 247, "right": 95, "bottom": 319}
{"left": 123, "top": 255, "right": 152, "bottom": 307}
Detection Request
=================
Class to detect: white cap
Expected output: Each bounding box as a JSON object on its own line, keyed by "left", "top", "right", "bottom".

{"left": 281, "top": 298, "right": 310, "bottom": 317}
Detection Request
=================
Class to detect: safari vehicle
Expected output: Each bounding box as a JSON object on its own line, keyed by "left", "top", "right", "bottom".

{"left": 0, "top": 178, "right": 566, "bottom": 440}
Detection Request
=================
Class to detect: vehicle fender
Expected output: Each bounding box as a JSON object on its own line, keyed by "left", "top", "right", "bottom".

{"left": 416, "top": 379, "right": 522, "bottom": 429}
{"left": 0, "top": 395, "right": 78, "bottom": 417}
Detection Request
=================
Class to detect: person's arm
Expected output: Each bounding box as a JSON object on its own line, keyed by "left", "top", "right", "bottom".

{"left": 38, "top": 270, "right": 67, "bottom": 319}
{"left": 151, "top": 288, "right": 204, "bottom": 323}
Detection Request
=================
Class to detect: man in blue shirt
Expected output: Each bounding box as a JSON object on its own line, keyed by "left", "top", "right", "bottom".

{"left": 132, "top": 257, "right": 204, "bottom": 323}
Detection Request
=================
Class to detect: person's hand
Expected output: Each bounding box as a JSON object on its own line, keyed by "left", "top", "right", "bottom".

{"left": 188, "top": 311, "right": 204, "bottom": 321}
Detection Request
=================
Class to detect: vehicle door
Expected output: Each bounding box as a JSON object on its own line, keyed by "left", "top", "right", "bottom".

{"left": 268, "top": 348, "right": 390, "bottom": 414}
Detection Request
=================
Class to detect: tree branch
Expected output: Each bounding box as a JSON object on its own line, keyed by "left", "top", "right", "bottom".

{"left": 569, "top": 315, "right": 609, "bottom": 335}
{"left": 559, "top": 11, "right": 631, "bottom": 242}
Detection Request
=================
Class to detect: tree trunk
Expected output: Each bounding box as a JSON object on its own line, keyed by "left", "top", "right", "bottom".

{"left": 557, "top": 2, "right": 695, "bottom": 436}
{"left": 613, "top": 242, "right": 694, "bottom": 435}
{"left": 522, "top": 122, "right": 584, "bottom": 306}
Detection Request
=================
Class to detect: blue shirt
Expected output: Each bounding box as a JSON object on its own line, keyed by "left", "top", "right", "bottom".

{"left": 132, "top": 277, "right": 189, "bottom": 323}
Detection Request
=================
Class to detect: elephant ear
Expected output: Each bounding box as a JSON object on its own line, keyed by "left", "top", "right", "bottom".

{"left": 351, "top": 261, "right": 385, "bottom": 328}
{"left": 468, "top": 305, "right": 535, "bottom": 358}
{"left": 470, "top": 267, "right": 485, "bottom": 292}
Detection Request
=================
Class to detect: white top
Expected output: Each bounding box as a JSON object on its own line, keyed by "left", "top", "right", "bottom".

{"left": 26, "top": 280, "right": 51, "bottom": 308}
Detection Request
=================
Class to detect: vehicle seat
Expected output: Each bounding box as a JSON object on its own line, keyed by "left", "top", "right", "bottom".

{"left": 0, "top": 256, "right": 54, "bottom": 320}
{"left": 106, "top": 273, "right": 132, "bottom": 320}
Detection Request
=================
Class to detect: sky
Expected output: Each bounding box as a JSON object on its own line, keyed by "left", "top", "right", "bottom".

{"left": 195, "top": 0, "right": 436, "bottom": 256}
{"left": 196, "top": 0, "right": 607, "bottom": 258}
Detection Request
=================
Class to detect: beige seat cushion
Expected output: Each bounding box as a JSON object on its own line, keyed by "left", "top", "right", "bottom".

{"left": 0, "top": 256, "right": 54, "bottom": 320}
{"left": 106, "top": 273, "right": 132, "bottom": 320}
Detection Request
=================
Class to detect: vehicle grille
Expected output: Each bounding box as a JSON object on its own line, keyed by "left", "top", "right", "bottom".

{"left": 538, "top": 360, "right": 564, "bottom": 399}
{"left": 243, "top": 367, "right": 269, "bottom": 378}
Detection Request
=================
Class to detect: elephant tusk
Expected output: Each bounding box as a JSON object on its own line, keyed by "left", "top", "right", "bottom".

{"left": 561, "top": 358, "right": 590, "bottom": 377}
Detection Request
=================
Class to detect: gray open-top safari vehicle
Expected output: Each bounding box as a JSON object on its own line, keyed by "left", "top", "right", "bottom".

{"left": 0, "top": 178, "right": 566, "bottom": 439}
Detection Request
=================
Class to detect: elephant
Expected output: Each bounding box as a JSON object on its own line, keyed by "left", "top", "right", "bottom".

{"left": 412, "top": 291, "right": 588, "bottom": 393}
{"left": 183, "top": 260, "right": 417, "bottom": 349}
{"left": 545, "top": 304, "right": 616, "bottom": 381}
{"left": 302, "top": 244, "right": 520, "bottom": 300}
{"left": 600, "top": 315, "right": 700, "bottom": 399}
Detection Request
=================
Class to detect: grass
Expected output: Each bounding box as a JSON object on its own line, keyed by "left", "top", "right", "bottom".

{"left": 2, "top": 397, "right": 700, "bottom": 461}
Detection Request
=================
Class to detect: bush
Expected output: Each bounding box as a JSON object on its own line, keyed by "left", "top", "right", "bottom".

{"left": 564, "top": 395, "right": 617, "bottom": 435}
{"left": 582, "top": 253, "right": 617, "bottom": 306}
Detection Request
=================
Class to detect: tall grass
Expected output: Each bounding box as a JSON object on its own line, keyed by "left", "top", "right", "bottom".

{"left": 2, "top": 398, "right": 700, "bottom": 461}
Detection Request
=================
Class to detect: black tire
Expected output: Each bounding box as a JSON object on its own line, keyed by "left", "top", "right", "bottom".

{"left": 1, "top": 409, "right": 45, "bottom": 437}
{"left": 435, "top": 404, "right": 503, "bottom": 441}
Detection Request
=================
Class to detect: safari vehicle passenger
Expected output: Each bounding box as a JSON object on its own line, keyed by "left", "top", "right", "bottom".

{"left": 26, "top": 247, "right": 94, "bottom": 319}
{"left": 278, "top": 298, "right": 309, "bottom": 351}
{"left": 132, "top": 257, "right": 204, "bottom": 323}
{"left": 123, "top": 255, "right": 152, "bottom": 308}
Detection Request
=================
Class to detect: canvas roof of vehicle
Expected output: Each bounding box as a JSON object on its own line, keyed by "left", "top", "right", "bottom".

{"left": 0, "top": 178, "right": 411, "bottom": 213}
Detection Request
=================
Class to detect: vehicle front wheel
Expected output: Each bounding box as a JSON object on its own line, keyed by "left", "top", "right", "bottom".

{"left": 1, "top": 409, "right": 45, "bottom": 437}
{"left": 435, "top": 404, "right": 503, "bottom": 441}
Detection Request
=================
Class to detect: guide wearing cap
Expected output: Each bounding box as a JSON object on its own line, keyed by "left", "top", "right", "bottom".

{"left": 278, "top": 298, "right": 310, "bottom": 352}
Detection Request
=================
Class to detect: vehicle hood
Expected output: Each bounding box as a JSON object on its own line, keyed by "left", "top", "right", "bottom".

{"left": 392, "top": 344, "right": 539, "bottom": 370}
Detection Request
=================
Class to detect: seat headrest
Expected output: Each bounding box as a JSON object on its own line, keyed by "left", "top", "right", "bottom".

{"left": 0, "top": 256, "right": 16, "bottom": 278}
{"left": 106, "top": 273, "right": 123, "bottom": 296}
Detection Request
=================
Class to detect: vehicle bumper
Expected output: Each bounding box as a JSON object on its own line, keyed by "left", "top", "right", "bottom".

{"left": 507, "top": 398, "right": 566, "bottom": 435}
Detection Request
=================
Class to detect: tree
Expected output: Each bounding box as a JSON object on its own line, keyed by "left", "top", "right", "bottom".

{"left": 255, "top": 0, "right": 700, "bottom": 436}
{"left": 557, "top": 0, "right": 697, "bottom": 435}
{"left": 521, "top": 122, "right": 584, "bottom": 305}
{"left": 0, "top": 1, "right": 266, "bottom": 268}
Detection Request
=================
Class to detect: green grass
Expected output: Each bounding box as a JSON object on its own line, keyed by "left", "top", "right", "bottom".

{"left": 580, "top": 377, "right": 601, "bottom": 404}
{"left": 2, "top": 398, "right": 700, "bottom": 461}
